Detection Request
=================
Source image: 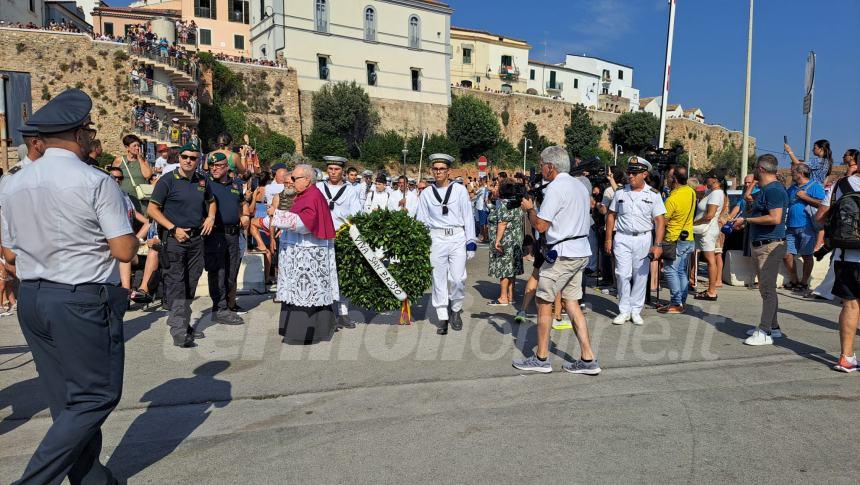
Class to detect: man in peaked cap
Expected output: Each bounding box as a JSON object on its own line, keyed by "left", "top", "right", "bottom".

{"left": 317, "top": 155, "right": 362, "bottom": 329}
{"left": 0, "top": 89, "right": 137, "bottom": 484}
{"left": 416, "top": 153, "right": 477, "bottom": 335}
{"left": 604, "top": 155, "right": 666, "bottom": 326}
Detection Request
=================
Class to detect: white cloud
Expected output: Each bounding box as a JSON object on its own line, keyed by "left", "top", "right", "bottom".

{"left": 539, "top": 0, "right": 638, "bottom": 61}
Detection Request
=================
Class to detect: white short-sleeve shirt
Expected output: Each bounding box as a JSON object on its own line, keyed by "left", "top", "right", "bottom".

{"left": 609, "top": 184, "right": 667, "bottom": 234}
{"left": 537, "top": 173, "right": 592, "bottom": 258}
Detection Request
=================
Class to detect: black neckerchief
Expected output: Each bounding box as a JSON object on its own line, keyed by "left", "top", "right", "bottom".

{"left": 323, "top": 183, "right": 348, "bottom": 210}
{"left": 431, "top": 183, "right": 455, "bottom": 215}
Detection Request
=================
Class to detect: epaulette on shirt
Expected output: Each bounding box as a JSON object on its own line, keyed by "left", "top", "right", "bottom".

{"left": 8, "top": 165, "right": 22, "bottom": 175}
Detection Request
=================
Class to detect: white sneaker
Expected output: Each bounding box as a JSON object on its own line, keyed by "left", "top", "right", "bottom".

{"left": 744, "top": 329, "right": 774, "bottom": 346}
{"left": 746, "top": 328, "right": 783, "bottom": 338}
{"left": 612, "top": 313, "right": 631, "bottom": 325}
{"left": 631, "top": 314, "right": 644, "bottom": 325}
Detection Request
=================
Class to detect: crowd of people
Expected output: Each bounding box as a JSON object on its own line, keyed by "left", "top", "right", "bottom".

{"left": 0, "top": 19, "right": 84, "bottom": 33}
{"left": 129, "top": 61, "right": 199, "bottom": 116}
{"left": 130, "top": 101, "right": 198, "bottom": 146}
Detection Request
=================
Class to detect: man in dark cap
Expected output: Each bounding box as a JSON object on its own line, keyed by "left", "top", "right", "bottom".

{"left": 0, "top": 89, "right": 137, "bottom": 484}
{"left": 147, "top": 141, "right": 217, "bottom": 347}
{"left": 13, "top": 123, "right": 45, "bottom": 171}
{"left": 204, "top": 152, "right": 247, "bottom": 326}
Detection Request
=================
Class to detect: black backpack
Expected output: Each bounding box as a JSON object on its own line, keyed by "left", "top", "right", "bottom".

{"left": 826, "top": 177, "right": 860, "bottom": 250}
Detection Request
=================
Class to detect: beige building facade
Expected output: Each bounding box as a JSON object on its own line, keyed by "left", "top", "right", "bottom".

{"left": 450, "top": 26, "right": 530, "bottom": 93}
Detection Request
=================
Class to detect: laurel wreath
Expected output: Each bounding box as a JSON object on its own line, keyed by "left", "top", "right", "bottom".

{"left": 335, "top": 210, "right": 433, "bottom": 312}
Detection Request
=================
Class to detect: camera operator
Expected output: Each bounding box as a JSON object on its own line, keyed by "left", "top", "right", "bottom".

{"left": 604, "top": 157, "right": 666, "bottom": 325}
{"left": 513, "top": 146, "right": 599, "bottom": 375}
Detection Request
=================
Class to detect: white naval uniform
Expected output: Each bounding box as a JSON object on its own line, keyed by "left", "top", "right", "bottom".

{"left": 364, "top": 188, "right": 391, "bottom": 212}
{"left": 386, "top": 188, "right": 419, "bottom": 217}
{"left": 416, "top": 181, "right": 476, "bottom": 321}
{"left": 317, "top": 180, "right": 363, "bottom": 317}
{"left": 608, "top": 184, "right": 666, "bottom": 316}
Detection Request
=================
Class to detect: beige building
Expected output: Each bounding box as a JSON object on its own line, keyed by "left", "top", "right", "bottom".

{"left": 250, "top": 0, "right": 452, "bottom": 106}
{"left": 450, "top": 26, "right": 530, "bottom": 93}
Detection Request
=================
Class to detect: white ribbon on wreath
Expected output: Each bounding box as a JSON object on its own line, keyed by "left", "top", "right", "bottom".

{"left": 348, "top": 224, "right": 407, "bottom": 302}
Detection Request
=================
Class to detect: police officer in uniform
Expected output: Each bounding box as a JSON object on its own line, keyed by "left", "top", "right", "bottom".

{"left": 605, "top": 157, "right": 666, "bottom": 325}
{"left": 0, "top": 89, "right": 136, "bottom": 484}
{"left": 204, "top": 152, "right": 246, "bottom": 326}
{"left": 317, "top": 155, "right": 362, "bottom": 329}
{"left": 416, "top": 153, "right": 477, "bottom": 335}
{"left": 147, "top": 142, "right": 217, "bottom": 347}
{"left": 14, "top": 123, "right": 45, "bottom": 169}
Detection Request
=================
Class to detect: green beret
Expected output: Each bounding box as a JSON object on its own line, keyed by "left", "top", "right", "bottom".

{"left": 210, "top": 152, "right": 228, "bottom": 163}
{"left": 179, "top": 142, "right": 200, "bottom": 153}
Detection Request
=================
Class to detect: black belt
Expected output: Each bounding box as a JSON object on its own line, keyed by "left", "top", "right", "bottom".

{"left": 21, "top": 280, "right": 119, "bottom": 294}
{"left": 616, "top": 230, "right": 652, "bottom": 237}
{"left": 168, "top": 227, "right": 203, "bottom": 238}
{"left": 212, "top": 225, "right": 241, "bottom": 235}
{"left": 751, "top": 238, "right": 785, "bottom": 248}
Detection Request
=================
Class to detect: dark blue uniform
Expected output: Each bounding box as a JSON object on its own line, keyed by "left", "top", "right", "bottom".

{"left": 204, "top": 175, "right": 245, "bottom": 317}
{"left": 0, "top": 90, "right": 132, "bottom": 484}
{"left": 149, "top": 169, "right": 214, "bottom": 343}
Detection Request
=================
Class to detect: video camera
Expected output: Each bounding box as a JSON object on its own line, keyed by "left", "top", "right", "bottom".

{"left": 640, "top": 145, "right": 684, "bottom": 173}
{"left": 505, "top": 167, "right": 547, "bottom": 209}
{"left": 570, "top": 156, "right": 607, "bottom": 186}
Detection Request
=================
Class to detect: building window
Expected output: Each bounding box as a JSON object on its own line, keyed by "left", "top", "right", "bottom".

{"left": 195, "top": 0, "right": 217, "bottom": 19}
{"left": 411, "top": 68, "right": 421, "bottom": 91}
{"left": 199, "top": 28, "right": 212, "bottom": 45}
{"left": 602, "top": 86, "right": 609, "bottom": 95}
{"left": 463, "top": 48, "right": 472, "bottom": 64}
{"left": 230, "top": 0, "right": 249, "bottom": 23}
{"left": 318, "top": 56, "right": 329, "bottom": 80}
{"left": 602, "top": 69, "right": 610, "bottom": 80}
{"left": 618, "top": 90, "right": 622, "bottom": 96}
{"left": 364, "top": 7, "right": 376, "bottom": 41}
{"left": 29, "top": 0, "right": 35, "bottom": 12}
{"left": 366, "top": 62, "right": 377, "bottom": 86}
{"left": 501, "top": 55, "right": 512, "bottom": 67}
{"left": 618, "top": 69, "right": 624, "bottom": 80}
{"left": 104, "top": 22, "right": 114, "bottom": 36}
{"left": 529, "top": 69, "right": 535, "bottom": 80}
{"left": 234, "top": 34, "right": 245, "bottom": 50}
{"left": 315, "top": 0, "right": 328, "bottom": 33}
{"left": 574, "top": 78, "right": 578, "bottom": 89}
{"left": 408, "top": 15, "right": 420, "bottom": 49}
{"left": 548, "top": 71, "right": 556, "bottom": 89}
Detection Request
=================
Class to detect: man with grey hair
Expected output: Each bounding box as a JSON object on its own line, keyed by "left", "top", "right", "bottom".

{"left": 782, "top": 162, "right": 824, "bottom": 291}
{"left": 514, "top": 146, "right": 600, "bottom": 374}
{"left": 733, "top": 154, "right": 789, "bottom": 346}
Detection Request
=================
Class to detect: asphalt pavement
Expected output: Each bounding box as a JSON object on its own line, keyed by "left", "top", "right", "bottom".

{"left": 1, "top": 247, "right": 858, "bottom": 484}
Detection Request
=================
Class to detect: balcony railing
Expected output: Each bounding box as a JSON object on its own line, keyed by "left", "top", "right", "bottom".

{"left": 128, "top": 78, "right": 199, "bottom": 120}
{"left": 131, "top": 113, "right": 194, "bottom": 145}
{"left": 499, "top": 65, "right": 520, "bottom": 80}
{"left": 128, "top": 41, "right": 200, "bottom": 81}
{"left": 546, "top": 81, "right": 564, "bottom": 91}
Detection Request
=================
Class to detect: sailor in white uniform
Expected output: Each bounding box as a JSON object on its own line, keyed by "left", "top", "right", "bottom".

{"left": 357, "top": 170, "right": 373, "bottom": 206}
{"left": 605, "top": 157, "right": 666, "bottom": 325}
{"left": 316, "top": 156, "right": 363, "bottom": 329}
{"left": 416, "top": 153, "right": 477, "bottom": 335}
{"left": 363, "top": 173, "right": 392, "bottom": 212}
{"left": 387, "top": 175, "right": 419, "bottom": 217}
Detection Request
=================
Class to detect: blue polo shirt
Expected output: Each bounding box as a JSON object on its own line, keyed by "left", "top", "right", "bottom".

{"left": 748, "top": 180, "right": 788, "bottom": 242}
{"left": 150, "top": 169, "right": 214, "bottom": 229}
{"left": 208, "top": 175, "right": 245, "bottom": 227}
{"left": 787, "top": 180, "right": 825, "bottom": 228}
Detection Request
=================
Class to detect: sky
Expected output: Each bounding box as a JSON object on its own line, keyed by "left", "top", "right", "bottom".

{"left": 445, "top": 0, "right": 859, "bottom": 164}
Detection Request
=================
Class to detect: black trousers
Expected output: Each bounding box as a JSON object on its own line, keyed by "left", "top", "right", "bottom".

{"left": 163, "top": 235, "right": 204, "bottom": 338}
{"left": 204, "top": 232, "right": 240, "bottom": 313}
{"left": 15, "top": 280, "right": 128, "bottom": 485}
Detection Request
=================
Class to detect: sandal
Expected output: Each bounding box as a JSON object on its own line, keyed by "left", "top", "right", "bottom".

{"left": 782, "top": 282, "right": 799, "bottom": 290}
{"left": 793, "top": 283, "right": 809, "bottom": 292}
{"left": 693, "top": 291, "right": 718, "bottom": 301}
{"left": 488, "top": 299, "right": 510, "bottom": 306}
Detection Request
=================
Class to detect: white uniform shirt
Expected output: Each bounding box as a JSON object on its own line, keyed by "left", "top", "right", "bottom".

{"left": 821, "top": 175, "right": 860, "bottom": 262}
{"left": 154, "top": 156, "right": 168, "bottom": 171}
{"left": 417, "top": 181, "right": 477, "bottom": 244}
{"left": 537, "top": 172, "right": 592, "bottom": 258}
{"left": 609, "top": 184, "right": 667, "bottom": 234}
{"left": 316, "top": 181, "right": 362, "bottom": 230}
{"left": 364, "top": 187, "right": 391, "bottom": 212}
{"left": 387, "top": 188, "right": 419, "bottom": 217}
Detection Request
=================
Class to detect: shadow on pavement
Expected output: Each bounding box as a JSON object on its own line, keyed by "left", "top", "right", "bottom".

{"left": 0, "top": 377, "right": 47, "bottom": 436}
{"left": 107, "top": 361, "right": 232, "bottom": 482}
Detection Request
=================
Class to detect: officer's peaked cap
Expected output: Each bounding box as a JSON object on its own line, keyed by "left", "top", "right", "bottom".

{"left": 27, "top": 89, "right": 92, "bottom": 134}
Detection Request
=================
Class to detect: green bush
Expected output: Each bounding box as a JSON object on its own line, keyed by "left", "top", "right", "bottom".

{"left": 484, "top": 139, "right": 522, "bottom": 169}
{"left": 312, "top": 81, "right": 378, "bottom": 156}
{"left": 564, "top": 104, "right": 602, "bottom": 159}
{"left": 447, "top": 95, "right": 500, "bottom": 161}
{"left": 609, "top": 111, "right": 660, "bottom": 155}
{"left": 360, "top": 130, "right": 405, "bottom": 168}
{"left": 406, "top": 133, "right": 460, "bottom": 166}
{"left": 520, "top": 121, "right": 552, "bottom": 169}
{"left": 305, "top": 128, "right": 349, "bottom": 161}
{"left": 96, "top": 152, "right": 115, "bottom": 168}
{"left": 256, "top": 132, "right": 296, "bottom": 162}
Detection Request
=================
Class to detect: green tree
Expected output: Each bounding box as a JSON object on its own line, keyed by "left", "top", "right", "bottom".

{"left": 256, "top": 132, "right": 296, "bottom": 162}
{"left": 406, "top": 133, "right": 460, "bottom": 166}
{"left": 708, "top": 143, "right": 756, "bottom": 176}
{"left": 670, "top": 139, "right": 690, "bottom": 168}
{"left": 484, "top": 139, "right": 521, "bottom": 169}
{"left": 311, "top": 81, "right": 379, "bottom": 157}
{"left": 520, "top": 122, "right": 551, "bottom": 169}
{"left": 305, "top": 128, "right": 349, "bottom": 161}
{"left": 447, "top": 95, "right": 500, "bottom": 161}
{"left": 564, "top": 104, "right": 602, "bottom": 158}
{"left": 360, "top": 130, "right": 405, "bottom": 168}
{"left": 608, "top": 111, "right": 660, "bottom": 155}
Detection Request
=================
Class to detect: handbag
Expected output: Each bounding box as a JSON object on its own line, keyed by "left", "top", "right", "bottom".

{"left": 122, "top": 157, "right": 154, "bottom": 200}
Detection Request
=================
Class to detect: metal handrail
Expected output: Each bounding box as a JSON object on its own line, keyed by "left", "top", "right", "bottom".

{"left": 130, "top": 114, "right": 192, "bottom": 145}
{"left": 128, "top": 78, "right": 199, "bottom": 120}
{"left": 128, "top": 40, "right": 200, "bottom": 81}
{"left": 546, "top": 81, "right": 564, "bottom": 91}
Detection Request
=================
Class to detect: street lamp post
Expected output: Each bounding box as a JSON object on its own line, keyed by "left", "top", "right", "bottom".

{"left": 613, "top": 144, "right": 623, "bottom": 166}
{"left": 522, "top": 138, "right": 532, "bottom": 173}
{"left": 740, "top": 0, "right": 754, "bottom": 182}
{"left": 401, "top": 138, "right": 409, "bottom": 176}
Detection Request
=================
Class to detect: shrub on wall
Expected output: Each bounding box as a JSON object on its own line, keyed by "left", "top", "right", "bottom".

{"left": 360, "top": 130, "right": 405, "bottom": 168}
{"left": 257, "top": 132, "right": 296, "bottom": 162}
{"left": 406, "top": 133, "right": 460, "bottom": 166}
{"left": 305, "top": 128, "right": 349, "bottom": 161}
{"left": 564, "top": 104, "right": 602, "bottom": 159}
{"left": 608, "top": 111, "right": 660, "bottom": 155}
{"left": 311, "top": 81, "right": 379, "bottom": 157}
{"left": 447, "top": 95, "right": 500, "bottom": 161}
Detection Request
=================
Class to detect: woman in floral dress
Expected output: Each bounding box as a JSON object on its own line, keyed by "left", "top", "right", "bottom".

{"left": 488, "top": 182, "right": 524, "bottom": 305}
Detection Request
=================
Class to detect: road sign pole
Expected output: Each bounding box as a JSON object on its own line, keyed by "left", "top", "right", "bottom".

{"left": 802, "top": 52, "right": 816, "bottom": 163}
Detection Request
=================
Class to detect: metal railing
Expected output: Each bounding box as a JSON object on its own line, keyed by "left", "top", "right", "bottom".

{"left": 128, "top": 78, "right": 199, "bottom": 120}
{"left": 499, "top": 65, "right": 520, "bottom": 80}
{"left": 128, "top": 41, "right": 200, "bottom": 81}
{"left": 546, "top": 81, "right": 564, "bottom": 91}
{"left": 130, "top": 114, "right": 193, "bottom": 145}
